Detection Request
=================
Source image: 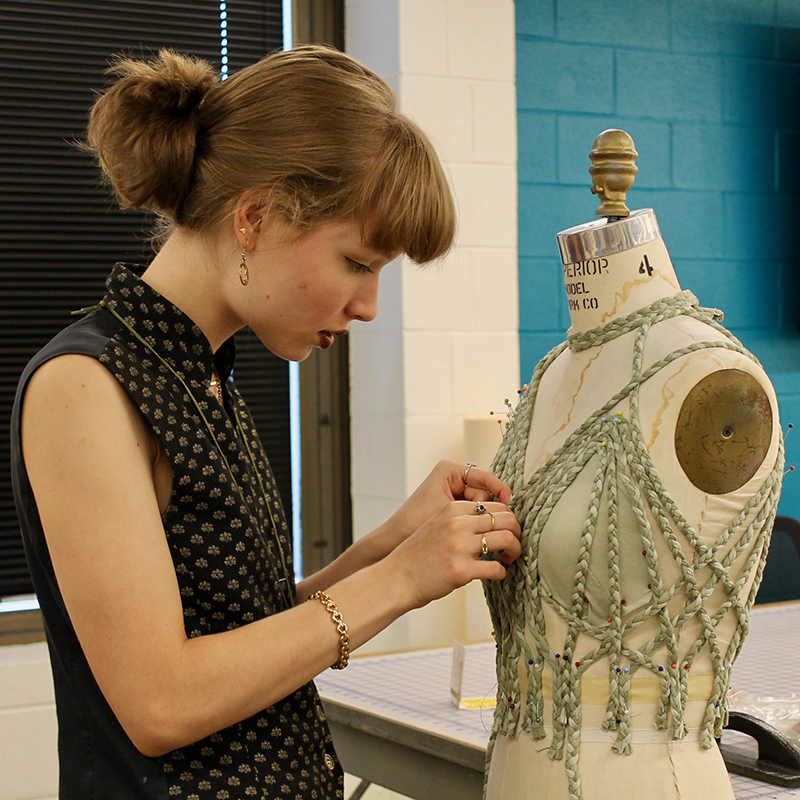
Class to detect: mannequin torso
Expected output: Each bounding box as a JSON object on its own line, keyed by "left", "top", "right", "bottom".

{"left": 484, "top": 211, "right": 782, "bottom": 800}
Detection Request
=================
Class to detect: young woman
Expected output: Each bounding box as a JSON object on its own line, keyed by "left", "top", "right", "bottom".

{"left": 11, "top": 45, "right": 521, "bottom": 800}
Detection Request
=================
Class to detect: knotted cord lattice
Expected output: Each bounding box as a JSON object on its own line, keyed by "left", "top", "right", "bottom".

{"left": 483, "top": 291, "right": 783, "bottom": 800}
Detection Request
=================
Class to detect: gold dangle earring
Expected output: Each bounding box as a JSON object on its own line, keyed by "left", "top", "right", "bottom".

{"left": 239, "top": 227, "right": 249, "bottom": 286}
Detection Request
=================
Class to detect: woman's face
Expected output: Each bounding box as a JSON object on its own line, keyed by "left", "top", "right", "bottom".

{"left": 241, "top": 218, "right": 396, "bottom": 362}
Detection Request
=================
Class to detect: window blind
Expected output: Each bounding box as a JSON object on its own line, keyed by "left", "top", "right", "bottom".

{"left": 0, "top": 0, "right": 285, "bottom": 598}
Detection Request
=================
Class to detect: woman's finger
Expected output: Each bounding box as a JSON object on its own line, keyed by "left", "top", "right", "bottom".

{"left": 455, "top": 462, "right": 512, "bottom": 504}
{"left": 453, "top": 500, "right": 521, "bottom": 537}
{"left": 462, "top": 485, "right": 492, "bottom": 503}
{"left": 475, "top": 528, "right": 523, "bottom": 563}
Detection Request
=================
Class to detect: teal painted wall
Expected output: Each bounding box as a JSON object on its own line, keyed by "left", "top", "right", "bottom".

{"left": 516, "top": 0, "right": 800, "bottom": 519}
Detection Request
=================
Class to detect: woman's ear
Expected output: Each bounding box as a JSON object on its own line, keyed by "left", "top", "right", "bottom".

{"left": 232, "top": 190, "right": 267, "bottom": 248}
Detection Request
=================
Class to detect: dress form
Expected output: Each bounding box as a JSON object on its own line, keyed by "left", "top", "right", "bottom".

{"left": 484, "top": 131, "right": 783, "bottom": 800}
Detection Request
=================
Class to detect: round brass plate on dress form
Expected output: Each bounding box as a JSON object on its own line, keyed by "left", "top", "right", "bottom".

{"left": 674, "top": 369, "right": 772, "bottom": 495}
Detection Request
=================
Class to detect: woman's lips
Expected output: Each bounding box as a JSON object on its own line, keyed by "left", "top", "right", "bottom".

{"left": 318, "top": 330, "right": 348, "bottom": 349}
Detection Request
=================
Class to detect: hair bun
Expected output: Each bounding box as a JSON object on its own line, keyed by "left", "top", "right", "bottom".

{"left": 116, "top": 49, "right": 216, "bottom": 118}
{"left": 86, "top": 49, "right": 218, "bottom": 219}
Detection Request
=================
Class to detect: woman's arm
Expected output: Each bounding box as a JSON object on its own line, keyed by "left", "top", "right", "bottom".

{"left": 296, "top": 460, "right": 514, "bottom": 601}
{"left": 22, "top": 355, "right": 520, "bottom": 757}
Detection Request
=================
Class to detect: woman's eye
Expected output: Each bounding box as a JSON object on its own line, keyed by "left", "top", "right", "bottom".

{"left": 347, "top": 257, "right": 373, "bottom": 274}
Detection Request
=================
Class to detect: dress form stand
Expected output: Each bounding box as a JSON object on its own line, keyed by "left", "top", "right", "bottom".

{"left": 484, "top": 130, "right": 784, "bottom": 800}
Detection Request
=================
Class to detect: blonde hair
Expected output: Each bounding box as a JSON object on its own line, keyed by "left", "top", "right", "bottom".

{"left": 85, "top": 46, "right": 455, "bottom": 263}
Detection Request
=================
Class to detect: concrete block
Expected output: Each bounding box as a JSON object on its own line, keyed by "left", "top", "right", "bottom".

{"left": 777, "top": 26, "right": 800, "bottom": 63}
{"left": 473, "top": 81, "right": 517, "bottom": 165}
{"left": 672, "top": 0, "right": 775, "bottom": 57}
{"left": 464, "top": 415, "right": 504, "bottom": 470}
{"left": 777, "top": 130, "right": 800, "bottom": 195}
{"left": 351, "top": 495, "right": 405, "bottom": 541}
{"left": 403, "top": 331, "right": 453, "bottom": 416}
{"left": 451, "top": 331, "right": 521, "bottom": 416}
{"left": 724, "top": 58, "right": 800, "bottom": 128}
{"left": 617, "top": 50, "right": 722, "bottom": 122}
{"left": 516, "top": 0, "right": 556, "bottom": 38}
{"left": 406, "top": 247, "right": 514, "bottom": 333}
{"left": 404, "top": 414, "right": 465, "bottom": 489}
{"left": 349, "top": 329, "right": 405, "bottom": 418}
{"left": 449, "top": 163, "right": 517, "bottom": 248}
{"left": 446, "top": 0, "right": 515, "bottom": 81}
{"left": 778, "top": 0, "right": 800, "bottom": 27}
{"left": 357, "top": 613, "right": 411, "bottom": 654}
{"left": 399, "top": 0, "right": 448, "bottom": 75}
{"left": 0, "top": 642, "right": 54, "bottom": 709}
{"left": 631, "top": 190, "right": 724, "bottom": 260}
{"left": 672, "top": 123, "right": 774, "bottom": 192}
{"left": 400, "top": 74, "right": 473, "bottom": 164}
{"left": 779, "top": 259, "right": 800, "bottom": 331}
{"left": 771, "top": 370, "right": 800, "bottom": 399}
{"left": 517, "top": 40, "right": 613, "bottom": 113}
{"left": 518, "top": 111, "right": 557, "bottom": 184}
{"left": 402, "top": 249, "right": 475, "bottom": 331}
{"left": 558, "top": 116, "right": 671, "bottom": 189}
{"left": 342, "top": 601, "right": 451, "bottom": 659}
{"left": 520, "top": 330, "right": 569, "bottom": 384}
{"left": 776, "top": 395, "right": 800, "bottom": 509}
{"left": 518, "top": 183, "right": 593, "bottom": 258}
{"left": 469, "top": 247, "right": 520, "bottom": 333}
{"left": 558, "top": 0, "right": 669, "bottom": 49}
{"left": 737, "top": 333, "right": 800, "bottom": 377}
{"left": 345, "top": 0, "right": 400, "bottom": 81}
{"left": 723, "top": 193, "right": 800, "bottom": 262}
{"left": 519, "top": 256, "right": 564, "bottom": 332}
{"left": 351, "top": 414, "right": 407, "bottom": 500}
{"left": 0, "top": 705, "right": 58, "bottom": 800}
{"left": 405, "top": 589, "right": 466, "bottom": 649}
{"left": 674, "top": 258, "right": 779, "bottom": 329}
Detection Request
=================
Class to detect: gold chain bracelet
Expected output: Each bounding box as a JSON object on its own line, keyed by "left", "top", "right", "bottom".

{"left": 308, "top": 591, "right": 350, "bottom": 669}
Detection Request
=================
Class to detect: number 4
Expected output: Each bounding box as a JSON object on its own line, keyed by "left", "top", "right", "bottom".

{"left": 639, "top": 254, "right": 653, "bottom": 276}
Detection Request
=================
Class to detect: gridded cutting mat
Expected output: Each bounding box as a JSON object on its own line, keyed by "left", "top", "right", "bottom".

{"left": 726, "top": 603, "right": 800, "bottom": 798}
{"left": 316, "top": 603, "right": 800, "bottom": 799}
{"left": 317, "top": 639, "right": 498, "bottom": 750}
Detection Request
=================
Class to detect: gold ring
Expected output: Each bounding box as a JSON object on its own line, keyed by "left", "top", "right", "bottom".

{"left": 480, "top": 535, "right": 489, "bottom": 556}
{"left": 489, "top": 512, "right": 496, "bottom": 530}
{"left": 464, "top": 462, "right": 476, "bottom": 487}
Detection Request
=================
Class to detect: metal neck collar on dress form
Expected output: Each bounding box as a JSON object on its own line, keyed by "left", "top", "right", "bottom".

{"left": 556, "top": 207, "right": 661, "bottom": 264}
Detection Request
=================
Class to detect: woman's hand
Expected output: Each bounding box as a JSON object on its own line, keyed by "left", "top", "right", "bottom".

{"left": 380, "top": 459, "right": 513, "bottom": 555}
{"left": 385, "top": 497, "right": 522, "bottom": 609}
{"left": 298, "top": 460, "right": 517, "bottom": 603}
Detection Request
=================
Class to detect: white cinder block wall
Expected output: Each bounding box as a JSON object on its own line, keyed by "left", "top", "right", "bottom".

{"left": 347, "top": 0, "right": 519, "bottom": 653}
{"left": 0, "top": 642, "right": 58, "bottom": 800}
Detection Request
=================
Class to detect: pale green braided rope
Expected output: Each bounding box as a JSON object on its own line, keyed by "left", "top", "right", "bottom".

{"left": 482, "top": 292, "right": 784, "bottom": 800}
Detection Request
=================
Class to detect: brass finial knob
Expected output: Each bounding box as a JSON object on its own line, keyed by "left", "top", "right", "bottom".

{"left": 589, "top": 129, "right": 638, "bottom": 218}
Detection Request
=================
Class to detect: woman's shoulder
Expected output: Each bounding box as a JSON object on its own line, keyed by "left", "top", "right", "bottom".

{"left": 23, "top": 350, "right": 155, "bottom": 452}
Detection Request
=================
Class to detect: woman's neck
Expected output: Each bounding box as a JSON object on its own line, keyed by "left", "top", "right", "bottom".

{"left": 141, "top": 229, "right": 242, "bottom": 352}
{"left": 562, "top": 233, "right": 681, "bottom": 333}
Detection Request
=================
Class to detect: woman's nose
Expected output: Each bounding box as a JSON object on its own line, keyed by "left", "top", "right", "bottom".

{"left": 347, "top": 277, "right": 379, "bottom": 322}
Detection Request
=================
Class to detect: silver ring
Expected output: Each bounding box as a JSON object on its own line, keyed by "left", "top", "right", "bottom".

{"left": 480, "top": 535, "right": 489, "bottom": 556}
{"left": 475, "top": 501, "right": 487, "bottom": 515}
{"left": 463, "top": 462, "right": 476, "bottom": 487}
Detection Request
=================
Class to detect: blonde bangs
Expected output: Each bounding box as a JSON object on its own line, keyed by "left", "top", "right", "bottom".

{"left": 357, "top": 118, "right": 456, "bottom": 265}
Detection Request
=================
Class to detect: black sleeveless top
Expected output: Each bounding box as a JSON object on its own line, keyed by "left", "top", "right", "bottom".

{"left": 11, "top": 264, "right": 343, "bottom": 800}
